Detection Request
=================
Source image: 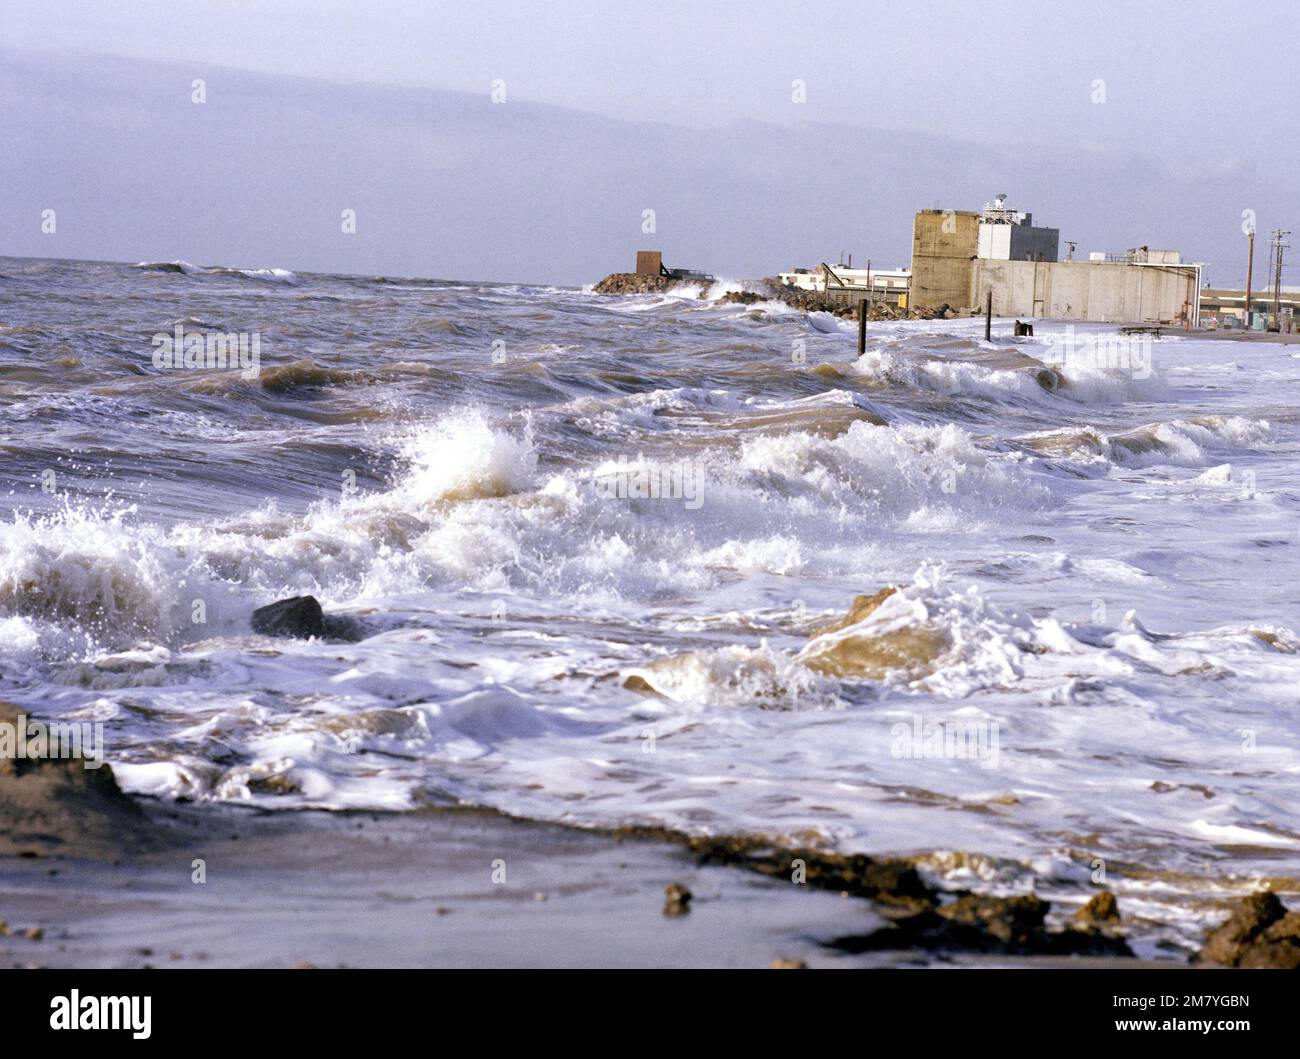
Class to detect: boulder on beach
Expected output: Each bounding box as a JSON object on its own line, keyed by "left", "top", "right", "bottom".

{"left": 1197, "top": 891, "right": 1300, "bottom": 968}
{"left": 0, "top": 701, "right": 161, "bottom": 858}
{"left": 252, "top": 595, "right": 326, "bottom": 638}
{"left": 1073, "top": 890, "right": 1122, "bottom": 927}
{"left": 250, "top": 595, "right": 365, "bottom": 641}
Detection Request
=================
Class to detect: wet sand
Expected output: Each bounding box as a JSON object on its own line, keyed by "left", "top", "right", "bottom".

{"left": 0, "top": 802, "right": 1174, "bottom": 969}
{"left": 0, "top": 802, "right": 886, "bottom": 969}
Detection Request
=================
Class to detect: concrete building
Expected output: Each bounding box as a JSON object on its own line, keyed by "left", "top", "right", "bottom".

{"left": 909, "top": 196, "right": 1202, "bottom": 324}
{"left": 910, "top": 209, "right": 980, "bottom": 310}
{"left": 976, "top": 194, "right": 1060, "bottom": 263}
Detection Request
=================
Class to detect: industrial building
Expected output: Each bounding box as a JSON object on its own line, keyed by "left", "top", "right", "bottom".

{"left": 975, "top": 195, "right": 1060, "bottom": 263}
{"left": 777, "top": 261, "right": 911, "bottom": 306}
{"left": 1198, "top": 286, "right": 1299, "bottom": 330}
{"left": 777, "top": 194, "right": 1208, "bottom": 325}
{"left": 909, "top": 195, "right": 1204, "bottom": 325}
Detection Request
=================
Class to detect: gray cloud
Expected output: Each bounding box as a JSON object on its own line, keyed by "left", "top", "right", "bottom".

{"left": 1, "top": 47, "right": 1292, "bottom": 287}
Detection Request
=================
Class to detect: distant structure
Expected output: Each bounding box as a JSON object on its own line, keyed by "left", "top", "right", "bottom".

{"left": 777, "top": 262, "right": 911, "bottom": 307}
{"left": 1199, "top": 285, "right": 1298, "bottom": 330}
{"left": 909, "top": 195, "right": 1203, "bottom": 324}
{"left": 975, "top": 194, "right": 1060, "bottom": 263}
{"left": 635, "top": 249, "right": 713, "bottom": 283}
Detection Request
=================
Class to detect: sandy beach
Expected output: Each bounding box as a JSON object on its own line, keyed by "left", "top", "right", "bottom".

{"left": 7, "top": 794, "right": 1206, "bottom": 970}
{"left": 0, "top": 799, "right": 906, "bottom": 970}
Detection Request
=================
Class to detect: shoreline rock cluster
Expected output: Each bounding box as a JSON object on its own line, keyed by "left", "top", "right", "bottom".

{"left": 675, "top": 832, "right": 1132, "bottom": 957}
{"left": 591, "top": 273, "right": 679, "bottom": 296}
{"left": 592, "top": 271, "right": 948, "bottom": 320}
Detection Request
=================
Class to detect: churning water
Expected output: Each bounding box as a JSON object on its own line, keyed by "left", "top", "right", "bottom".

{"left": 2, "top": 255, "right": 1298, "bottom": 954}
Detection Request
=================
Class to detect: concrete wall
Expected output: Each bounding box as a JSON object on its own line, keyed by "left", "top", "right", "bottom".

{"left": 911, "top": 210, "right": 979, "bottom": 309}
{"left": 970, "top": 259, "right": 1198, "bottom": 323}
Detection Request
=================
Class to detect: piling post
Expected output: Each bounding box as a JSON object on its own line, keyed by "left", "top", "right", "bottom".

{"left": 858, "top": 299, "right": 867, "bottom": 356}
{"left": 984, "top": 289, "right": 992, "bottom": 342}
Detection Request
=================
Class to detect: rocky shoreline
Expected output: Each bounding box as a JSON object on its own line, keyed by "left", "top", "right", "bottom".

{"left": 592, "top": 272, "right": 950, "bottom": 321}
{"left": 4, "top": 696, "right": 1298, "bottom": 967}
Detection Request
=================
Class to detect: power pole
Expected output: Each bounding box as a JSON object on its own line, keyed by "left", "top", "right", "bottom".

{"left": 1245, "top": 225, "right": 1255, "bottom": 324}
{"left": 1271, "top": 230, "right": 1290, "bottom": 314}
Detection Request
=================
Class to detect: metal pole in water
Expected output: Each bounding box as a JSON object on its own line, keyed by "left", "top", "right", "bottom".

{"left": 984, "top": 289, "right": 992, "bottom": 342}
{"left": 858, "top": 298, "right": 867, "bottom": 356}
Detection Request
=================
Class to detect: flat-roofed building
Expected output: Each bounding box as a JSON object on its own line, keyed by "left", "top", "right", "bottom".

{"left": 778, "top": 262, "right": 911, "bottom": 305}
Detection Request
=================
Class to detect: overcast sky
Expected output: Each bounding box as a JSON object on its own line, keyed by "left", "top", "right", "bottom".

{"left": 1, "top": 1, "right": 1295, "bottom": 285}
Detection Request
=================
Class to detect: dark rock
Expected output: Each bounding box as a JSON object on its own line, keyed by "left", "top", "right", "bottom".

{"left": 1198, "top": 892, "right": 1300, "bottom": 969}
{"left": 687, "top": 836, "right": 933, "bottom": 910}
{"left": 251, "top": 596, "right": 366, "bottom": 641}
{"left": 938, "top": 893, "right": 1050, "bottom": 946}
{"left": 321, "top": 614, "right": 365, "bottom": 643}
{"left": 663, "top": 883, "right": 692, "bottom": 917}
{"left": 252, "top": 596, "right": 326, "bottom": 639}
{"left": 610, "top": 825, "right": 1132, "bottom": 959}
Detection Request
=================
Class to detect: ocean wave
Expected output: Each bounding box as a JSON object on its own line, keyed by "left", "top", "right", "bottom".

{"left": 1021, "top": 415, "right": 1271, "bottom": 468}
{"left": 0, "top": 504, "right": 247, "bottom": 651}
{"left": 134, "top": 260, "right": 204, "bottom": 275}
{"left": 133, "top": 260, "right": 297, "bottom": 282}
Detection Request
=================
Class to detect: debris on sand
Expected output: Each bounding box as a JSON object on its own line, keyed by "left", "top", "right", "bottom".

{"left": 663, "top": 883, "right": 692, "bottom": 917}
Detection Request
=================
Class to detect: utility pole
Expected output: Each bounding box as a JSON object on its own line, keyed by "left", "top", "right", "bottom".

{"left": 1271, "top": 230, "right": 1290, "bottom": 315}
{"left": 1244, "top": 226, "right": 1255, "bottom": 324}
